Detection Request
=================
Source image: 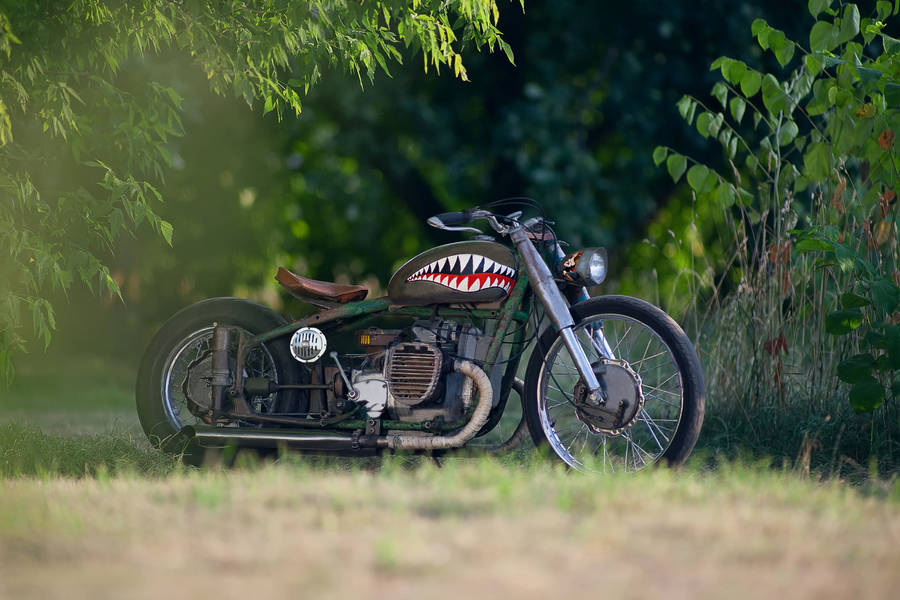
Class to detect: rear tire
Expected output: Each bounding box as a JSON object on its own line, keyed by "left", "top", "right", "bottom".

{"left": 136, "top": 298, "right": 303, "bottom": 456}
{"left": 524, "top": 295, "right": 704, "bottom": 472}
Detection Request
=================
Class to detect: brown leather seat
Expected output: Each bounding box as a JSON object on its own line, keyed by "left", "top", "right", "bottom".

{"left": 276, "top": 267, "right": 368, "bottom": 304}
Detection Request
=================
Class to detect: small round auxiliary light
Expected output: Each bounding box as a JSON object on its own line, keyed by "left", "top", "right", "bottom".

{"left": 290, "top": 327, "right": 327, "bottom": 363}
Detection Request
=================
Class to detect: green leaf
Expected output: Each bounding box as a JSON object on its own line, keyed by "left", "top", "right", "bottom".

{"left": 837, "top": 354, "right": 876, "bottom": 383}
{"left": 832, "top": 242, "right": 858, "bottom": 273}
{"left": 808, "top": 0, "right": 829, "bottom": 18}
{"left": 715, "top": 183, "right": 735, "bottom": 208}
{"left": 711, "top": 82, "right": 728, "bottom": 108}
{"left": 652, "top": 146, "right": 668, "bottom": 166}
{"left": 794, "top": 237, "right": 833, "bottom": 253}
{"left": 740, "top": 70, "right": 762, "bottom": 97}
{"left": 726, "top": 60, "right": 748, "bottom": 86}
{"left": 768, "top": 30, "right": 796, "bottom": 67}
{"left": 676, "top": 95, "right": 697, "bottom": 124}
{"left": 696, "top": 112, "right": 712, "bottom": 138}
{"left": 877, "top": 1, "right": 893, "bottom": 20}
{"left": 869, "top": 278, "right": 900, "bottom": 313}
{"left": 825, "top": 310, "right": 863, "bottom": 335}
{"left": 778, "top": 120, "right": 799, "bottom": 146}
{"left": 810, "top": 21, "right": 839, "bottom": 52}
{"left": 806, "top": 80, "right": 830, "bottom": 115}
{"left": 803, "top": 142, "right": 832, "bottom": 180}
{"left": 751, "top": 19, "right": 771, "bottom": 49}
{"left": 840, "top": 292, "right": 871, "bottom": 309}
{"left": 762, "top": 74, "right": 788, "bottom": 114}
{"left": 729, "top": 96, "right": 746, "bottom": 124}
{"left": 666, "top": 154, "right": 687, "bottom": 183}
{"left": 727, "top": 135, "right": 738, "bottom": 159}
{"left": 687, "top": 164, "right": 712, "bottom": 193}
{"left": 708, "top": 112, "right": 724, "bottom": 137}
{"left": 805, "top": 53, "right": 824, "bottom": 77}
{"left": 159, "top": 220, "right": 174, "bottom": 246}
{"left": 838, "top": 4, "right": 860, "bottom": 44}
{"left": 849, "top": 378, "right": 885, "bottom": 413}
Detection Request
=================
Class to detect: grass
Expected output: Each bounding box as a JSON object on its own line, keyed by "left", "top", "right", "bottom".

{"left": 3, "top": 353, "right": 900, "bottom": 598}
{"left": 1, "top": 455, "right": 900, "bottom": 599}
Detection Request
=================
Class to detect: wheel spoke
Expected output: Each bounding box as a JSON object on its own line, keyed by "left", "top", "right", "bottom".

{"left": 537, "top": 307, "right": 694, "bottom": 474}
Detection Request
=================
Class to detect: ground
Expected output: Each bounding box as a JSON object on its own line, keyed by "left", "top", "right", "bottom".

{"left": 1, "top": 355, "right": 899, "bottom": 599}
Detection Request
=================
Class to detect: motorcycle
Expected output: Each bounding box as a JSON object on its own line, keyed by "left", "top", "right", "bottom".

{"left": 136, "top": 201, "right": 705, "bottom": 472}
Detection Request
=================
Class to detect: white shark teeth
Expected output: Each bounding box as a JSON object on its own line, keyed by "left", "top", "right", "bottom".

{"left": 407, "top": 253, "right": 517, "bottom": 292}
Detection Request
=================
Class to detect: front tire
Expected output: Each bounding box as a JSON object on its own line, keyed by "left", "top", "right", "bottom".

{"left": 524, "top": 295, "right": 704, "bottom": 472}
{"left": 136, "top": 298, "right": 301, "bottom": 453}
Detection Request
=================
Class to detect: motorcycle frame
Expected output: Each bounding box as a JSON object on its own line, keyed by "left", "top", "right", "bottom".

{"left": 224, "top": 252, "right": 536, "bottom": 434}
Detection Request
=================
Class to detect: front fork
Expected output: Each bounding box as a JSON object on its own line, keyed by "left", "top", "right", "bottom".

{"left": 511, "top": 229, "right": 608, "bottom": 406}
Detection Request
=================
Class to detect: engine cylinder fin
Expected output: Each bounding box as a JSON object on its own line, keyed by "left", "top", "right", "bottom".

{"left": 386, "top": 342, "right": 443, "bottom": 406}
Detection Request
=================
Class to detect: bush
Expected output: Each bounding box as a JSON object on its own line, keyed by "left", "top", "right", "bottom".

{"left": 654, "top": 1, "right": 900, "bottom": 469}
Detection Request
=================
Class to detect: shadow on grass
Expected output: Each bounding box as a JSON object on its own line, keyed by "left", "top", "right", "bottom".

{"left": 0, "top": 424, "right": 177, "bottom": 478}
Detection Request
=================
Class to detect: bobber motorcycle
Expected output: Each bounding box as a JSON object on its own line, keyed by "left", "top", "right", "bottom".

{"left": 136, "top": 202, "right": 704, "bottom": 472}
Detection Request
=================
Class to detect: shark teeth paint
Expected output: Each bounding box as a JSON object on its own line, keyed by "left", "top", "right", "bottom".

{"left": 406, "top": 254, "right": 517, "bottom": 293}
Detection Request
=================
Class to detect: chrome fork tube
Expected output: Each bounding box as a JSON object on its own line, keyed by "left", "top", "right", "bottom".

{"left": 551, "top": 241, "right": 615, "bottom": 360}
{"left": 511, "top": 229, "right": 604, "bottom": 404}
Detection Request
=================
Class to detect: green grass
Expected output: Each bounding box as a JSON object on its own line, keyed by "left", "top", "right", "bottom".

{"left": 2, "top": 352, "right": 900, "bottom": 598}
{"left": 0, "top": 424, "right": 176, "bottom": 478}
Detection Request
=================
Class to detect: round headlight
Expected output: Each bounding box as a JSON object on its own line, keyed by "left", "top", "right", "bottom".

{"left": 557, "top": 247, "right": 608, "bottom": 286}
{"left": 585, "top": 250, "right": 607, "bottom": 285}
{"left": 577, "top": 248, "right": 607, "bottom": 285}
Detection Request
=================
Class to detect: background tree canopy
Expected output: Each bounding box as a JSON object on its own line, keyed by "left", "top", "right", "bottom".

{"left": 0, "top": 0, "right": 514, "bottom": 377}
{"left": 2, "top": 0, "right": 813, "bottom": 365}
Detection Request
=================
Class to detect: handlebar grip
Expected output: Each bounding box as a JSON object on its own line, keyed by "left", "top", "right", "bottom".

{"left": 428, "top": 209, "right": 473, "bottom": 228}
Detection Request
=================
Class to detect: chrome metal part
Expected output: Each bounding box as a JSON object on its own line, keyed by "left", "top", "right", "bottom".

{"left": 574, "top": 358, "right": 644, "bottom": 434}
{"left": 210, "top": 324, "right": 231, "bottom": 413}
{"left": 537, "top": 312, "right": 685, "bottom": 473}
{"left": 383, "top": 360, "right": 493, "bottom": 450}
{"left": 290, "top": 327, "right": 327, "bottom": 363}
{"left": 351, "top": 370, "right": 390, "bottom": 418}
{"left": 188, "top": 426, "right": 361, "bottom": 451}
{"left": 329, "top": 352, "right": 359, "bottom": 401}
{"left": 511, "top": 228, "right": 603, "bottom": 399}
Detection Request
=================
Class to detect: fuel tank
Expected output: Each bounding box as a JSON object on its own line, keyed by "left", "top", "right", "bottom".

{"left": 388, "top": 241, "right": 518, "bottom": 306}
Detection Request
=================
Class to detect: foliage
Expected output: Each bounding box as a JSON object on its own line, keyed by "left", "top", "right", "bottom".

{"left": 0, "top": 0, "right": 516, "bottom": 379}
{"left": 653, "top": 2, "right": 899, "bottom": 417}
{"left": 228, "top": 1, "right": 812, "bottom": 287}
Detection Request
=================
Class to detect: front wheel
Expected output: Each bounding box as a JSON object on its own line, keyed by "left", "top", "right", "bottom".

{"left": 524, "top": 295, "right": 704, "bottom": 473}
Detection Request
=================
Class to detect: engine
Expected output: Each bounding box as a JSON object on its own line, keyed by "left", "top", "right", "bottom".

{"left": 346, "top": 319, "right": 498, "bottom": 423}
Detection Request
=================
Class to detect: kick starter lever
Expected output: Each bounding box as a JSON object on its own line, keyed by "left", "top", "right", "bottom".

{"left": 329, "top": 352, "right": 359, "bottom": 401}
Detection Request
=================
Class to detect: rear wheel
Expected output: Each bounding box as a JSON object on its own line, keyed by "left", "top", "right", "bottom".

{"left": 524, "top": 296, "right": 704, "bottom": 473}
{"left": 136, "top": 298, "right": 303, "bottom": 455}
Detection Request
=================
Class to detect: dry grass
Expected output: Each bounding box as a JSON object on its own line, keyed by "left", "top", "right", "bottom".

{"left": 2, "top": 353, "right": 900, "bottom": 598}
{"left": 1, "top": 457, "right": 899, "bottom": 600}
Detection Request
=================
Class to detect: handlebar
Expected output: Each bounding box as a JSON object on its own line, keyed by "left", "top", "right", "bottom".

{"left": 427, "top": 208, "right": 524, "bottom": 235}
{"left": 427, "top": 210, "right": 475, "bottom": 228}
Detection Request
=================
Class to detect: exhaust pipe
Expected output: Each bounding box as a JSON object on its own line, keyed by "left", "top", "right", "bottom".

{"left": 183, "top": 426, "right": 360, "bottom": 451}
{"left": 381, "top": 359, "right": 492, "bottom": 450}
{"left": 178, "top": 360, "right": 493, "bottom": 453}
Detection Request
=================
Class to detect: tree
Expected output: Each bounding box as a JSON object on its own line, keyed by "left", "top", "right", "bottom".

{"left": 0, "top": 0, "right": 516, "bottom": 378}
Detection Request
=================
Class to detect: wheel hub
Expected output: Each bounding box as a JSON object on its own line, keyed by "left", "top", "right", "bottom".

{"left": 573, "top": 358, "right": 644, "bottom": 435}
{"left": 182, "top": 350, "right": 219, "bottom": 422}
